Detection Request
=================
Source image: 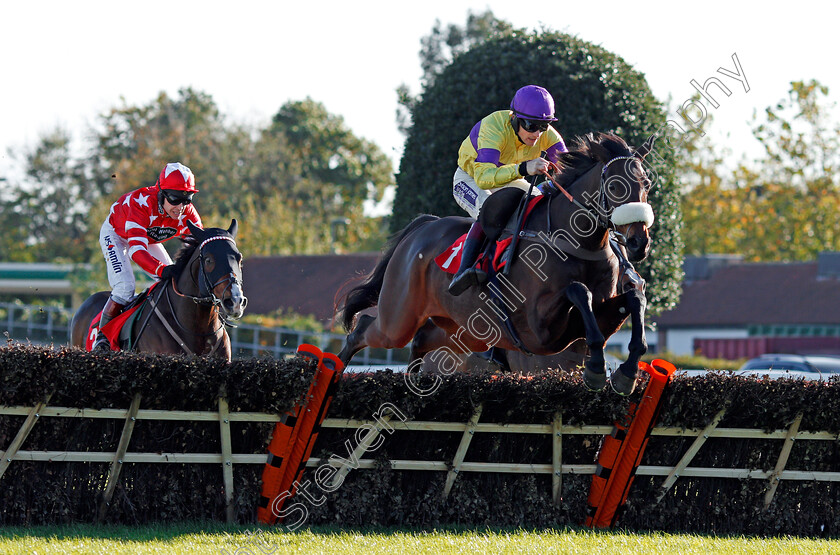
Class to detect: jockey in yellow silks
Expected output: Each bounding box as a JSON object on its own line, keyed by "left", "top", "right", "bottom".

{"left": 449, "top": 85, "right": 567, "bottom": 295}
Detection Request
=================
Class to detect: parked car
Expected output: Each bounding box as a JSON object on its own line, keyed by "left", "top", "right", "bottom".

{"left": 736, "top": 353, "right": 840, "bottom": 381}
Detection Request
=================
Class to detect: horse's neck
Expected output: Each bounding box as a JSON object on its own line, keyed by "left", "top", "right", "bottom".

{"left": 169, "top": 263, "right": 218, "bottom": 331}
{"left": 537, "top": 176, "right": 610, "bottom": 251}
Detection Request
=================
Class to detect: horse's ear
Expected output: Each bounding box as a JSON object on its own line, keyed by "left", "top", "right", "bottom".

{"left": 187, "top": 219, "right": 203, "bottom": 239}
{"left": 227, "top": 219, "right": 238, "bottom": 238}
{"left": 634, "top": 135, "right": 656, "bottom": 160}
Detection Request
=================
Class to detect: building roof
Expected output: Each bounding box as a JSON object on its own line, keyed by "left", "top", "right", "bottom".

{"left": 655, "top": 256, "right": 840, "bottom": 327}
{"left": 244, "top": 253, "right": 380, "bottom": 323}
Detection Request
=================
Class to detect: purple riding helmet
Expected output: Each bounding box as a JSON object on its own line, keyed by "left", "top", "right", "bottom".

{"left": 510, "top": 85, "right": 558, "bottom": 122}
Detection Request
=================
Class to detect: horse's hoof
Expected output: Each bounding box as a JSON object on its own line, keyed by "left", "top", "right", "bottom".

{"left": 610, "top": 369, "right": 637, "bottom": 396}
{"left": 92, "top": 337, "right": 111, "bottom": 352}
{"left": 583, "top": 367, "right": 607, "bottom": 391}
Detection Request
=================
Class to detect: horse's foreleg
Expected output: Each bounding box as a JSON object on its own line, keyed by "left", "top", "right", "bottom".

{"left": 409, "top": 319, "right": 469, "bottom": 375}
{"left": 409, "top": 320, "right": 440, "bottom": 368}
{"left": 564, "top": 282, "right": 606, "bottom": 390}
{"left": 338, "top": 310, "right": 426, "bottom": 366}
{"left": 610, "top": 288, "right": 647, "bottom": 396}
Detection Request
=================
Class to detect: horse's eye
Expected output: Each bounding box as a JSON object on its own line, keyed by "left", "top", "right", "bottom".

{"left": 203, "top": 254, "right": 216, "bottom": 273}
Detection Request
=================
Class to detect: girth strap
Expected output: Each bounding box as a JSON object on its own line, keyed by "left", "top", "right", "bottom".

{"left": 153, "top": 303, "right": 192, "bottom": 355}
{"left": 151, "top": 303, "right": 226, "bottom": 356}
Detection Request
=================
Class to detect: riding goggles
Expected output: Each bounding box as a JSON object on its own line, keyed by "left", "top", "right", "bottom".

{"left": 161, "top": 190, "right": 194, "bottom": 205}
{"left": 519, "top": 118, "right": 551, "bottom": 133}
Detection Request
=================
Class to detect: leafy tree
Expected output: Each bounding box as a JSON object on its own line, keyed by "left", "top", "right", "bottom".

{"left": 1, "top": 89, "right": 393, "bottom": 270}
{"left": 396, "top": 9, "right": 514, "bottom": 134}
{"left": 241, "top": 98, "right": 392, "bottom": 254}
{"left": 96, "top": 93, "right": 393, "bottom": 255}
{"left": 392, "top": 30, "right": 684, "bottom": 314}
{"left": 753, "top": 79, "right": 840, "bottom": 188}
{"left": 681, "top": 80, "right": 840, "bottom": 261}
{"left": 94, "top": 88, "right": 237, "bottom": 210}
{"left": 0, "top": 128, "right": 96, "bottom": 262}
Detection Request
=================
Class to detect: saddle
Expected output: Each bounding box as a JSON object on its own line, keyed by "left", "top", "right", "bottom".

{"left": 84, "top": 282, "right": 163, "bottom": 351}
{"left": 435, "top": 189, "right": 545, "bottom": 276}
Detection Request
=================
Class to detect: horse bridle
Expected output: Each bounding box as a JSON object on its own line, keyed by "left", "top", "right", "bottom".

{"left": 129, "top": 234, "right": 244, "bottom": 356}
{"left": 171, "top": 235, "right": 247, "bottom": 326}
{"left": 542, "top": 155, "right": 637, "bottom": 231}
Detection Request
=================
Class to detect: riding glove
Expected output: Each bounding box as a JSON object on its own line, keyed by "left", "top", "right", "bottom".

{"left": 159, "top": 265, "right": 177, "bottom": 282}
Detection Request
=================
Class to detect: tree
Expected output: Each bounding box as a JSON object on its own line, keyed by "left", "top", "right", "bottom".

{"left": 94, "top": 87, "right": 236, "bottom": 209}
{"left": 0, "top": 89, "right": 394, "bottom": 267}
{"left": 681, "top": 80, "right": 840, "bottom": 261}
{"left": 392, "top": 30, "right": 684, "bottom": 314}
{"left": 0, "top": 128, "right": 96, "bottom": 262}
{"left": 92, "top": 91, "right": 392, "bottom": 256}
{"left": 753, "top": 79, "right": 840, "bottom": 188}
{"left": 396, "top": 9, "right": 514, "bottom": 134}
{"left": 239, "top": 98, "right": 393, "bottom": 254}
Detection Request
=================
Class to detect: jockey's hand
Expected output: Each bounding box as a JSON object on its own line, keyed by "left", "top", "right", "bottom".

{"left": 159, "top": 265, "right": 177, "bottom": 282}
{"left": 524, "top": 157, "right": 551, "bottom": 176}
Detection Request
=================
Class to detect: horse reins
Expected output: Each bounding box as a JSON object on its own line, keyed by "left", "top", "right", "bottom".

{"left": 540, "top": 154, "right": 636, "bottom": 230}
{"left": 136, "top": 234, "right": 243, "bottom": 356}
{"left": 540, "top": 155, "right": 647, "bottom": 290}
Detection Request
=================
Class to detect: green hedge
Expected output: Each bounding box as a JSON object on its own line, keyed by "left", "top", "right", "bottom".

{"left": 0, "top": 345, "right": 314, "bottom": 525}
{"left": 1, "top": 345, "right": 839, "bottom": 536}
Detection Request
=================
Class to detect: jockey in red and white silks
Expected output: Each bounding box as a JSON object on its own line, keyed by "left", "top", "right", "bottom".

{"left": 93, "top": 162, "right": 202, "bottom": 350}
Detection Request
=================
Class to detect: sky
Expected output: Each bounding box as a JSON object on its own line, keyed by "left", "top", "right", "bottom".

{"left": 2, "top": 1, "right": 838, "bottom": 192}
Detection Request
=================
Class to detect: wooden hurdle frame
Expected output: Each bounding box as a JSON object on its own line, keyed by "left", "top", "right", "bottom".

{"left": 2, "top": 399, "right": 839, "bottom": 522}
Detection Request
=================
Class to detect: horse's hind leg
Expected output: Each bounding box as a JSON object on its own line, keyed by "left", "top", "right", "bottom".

{"left": 610, "top": 288, "right": 647, "bottom": 396}
{"left": 338, "top": 311, "right": 426, "bottom": 367}
{"left": 338, "top": 314, "right": 376, "bottom": 365}
{"left": 564, "top": 282, "right": 607, "bottom": 390}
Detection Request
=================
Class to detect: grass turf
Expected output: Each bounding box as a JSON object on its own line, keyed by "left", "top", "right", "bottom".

{"left": 1, "top": 523, "right": 837, "bottom": 554}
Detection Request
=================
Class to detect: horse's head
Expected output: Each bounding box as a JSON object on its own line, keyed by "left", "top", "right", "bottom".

{"left": 557, "top": 133, "right": 655, "bottom": 261}
{"left": 185, "top": 219, "right": 247, "bottom": 320}
{"left": 606, "top": 135, "right": 655, "bottom": 261}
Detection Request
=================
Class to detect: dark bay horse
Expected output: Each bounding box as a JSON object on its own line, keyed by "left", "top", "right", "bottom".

{"left": 71, "top": 220, "right": 247, "bottom": 362}
{"left": 338, "top": 133, "right": 655, "bottom": 395}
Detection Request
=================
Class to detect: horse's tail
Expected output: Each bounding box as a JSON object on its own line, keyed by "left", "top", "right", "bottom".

{"left": 339, "top": 214, "right": 438, "bottom": 331}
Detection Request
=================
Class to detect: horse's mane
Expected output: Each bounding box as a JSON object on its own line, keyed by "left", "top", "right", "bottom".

{"left": 553, "top": 133, "right": 633, "bottom": 185}
{"left": 169, "top": 228, "right": 231, "bottom": 276}
{"left": 170, "top": 235, "right": 199, "bottom": 276}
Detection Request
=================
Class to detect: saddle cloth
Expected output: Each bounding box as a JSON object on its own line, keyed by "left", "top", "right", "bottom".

{"left": 434, "top": 234, "right": 511, "bottom": 275}
{"left": 435, "top": 195, "right": 544, "bottom": 275}
{"left": 84, "top": 282, "right": 162, "bottom": 351}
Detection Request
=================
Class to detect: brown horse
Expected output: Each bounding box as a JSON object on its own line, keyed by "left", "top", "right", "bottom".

{"left": 70, "top": 220, "right": 247, "bottom": 362}
{"left": 338, "top": 133, "right": 656, "bottom": 395}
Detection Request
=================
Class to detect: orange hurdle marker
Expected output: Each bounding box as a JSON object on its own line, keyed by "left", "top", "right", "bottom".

{"left": 257, "top": 345, "right": 346, "bottom": 525}
{"left": 585, "top": 359, "right": 676, "bottom": 528}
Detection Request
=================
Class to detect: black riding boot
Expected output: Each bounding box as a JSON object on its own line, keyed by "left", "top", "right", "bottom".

{"left": 93, "top": 297, "right": 125, "bottom": 351}
{"left": 448, "top": 221, "right": 488, "bottom": 296}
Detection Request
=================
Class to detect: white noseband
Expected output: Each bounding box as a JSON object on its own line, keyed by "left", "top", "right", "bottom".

{"left": 611, "top": 202, "right": 654, "bottom": 227}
